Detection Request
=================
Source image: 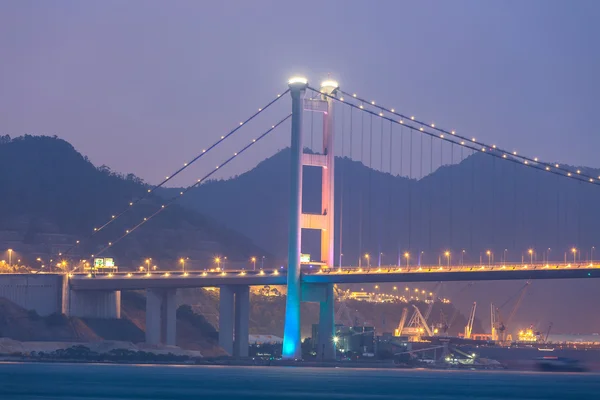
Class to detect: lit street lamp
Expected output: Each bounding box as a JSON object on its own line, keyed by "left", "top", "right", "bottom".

{"left": 215, "top": 257, "right": 221, "bottom": 271}
{"left": 486, "top": 250, "right": 492, "bottom": 266}
{"left": 8, "top": 249, "right": 12, "bottom": 266}
{"left": 251, "top": 257, "right": 257, "bottom": 271}
{"left": 180, "top": 258, "right": 186, "bottom": 273}
{"left": 591, "top": 247, "right": 595, "bottom": 264}
{"left": 145, "top": 258, "right": 151, "bottom": 274}
{"left": 545, "top": 248, "right": 551, "bottom": 264}
{"left": 461, "top": 250, "right": 466, "bottom": 266}
{"left": 404, "top": 252, "right": 410, "bottom": 268}
{"left": 503, "top": 249, "right": 508, "bottom": 264}
{"left": 571, "top": 248, "right": 577, "bottom": 264}
{"left": 528, "top": 249, "right": 534, "bottom": 264}
{"left": 444, "top": 251, "right": 451, "bottom": 267}
{"left": 365, "top": 253, "right": 371, "bottom": 268}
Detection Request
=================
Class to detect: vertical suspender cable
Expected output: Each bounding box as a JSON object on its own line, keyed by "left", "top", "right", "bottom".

{"left": 429, "top": 135, "right": 433, "bottom": 252}
{"left": 471, "top": 148, "right": 475, "bottom": 252}
{"left": 409, "top": 128, "right": 413, "bottom": 251}
{"left": 388, "top": 121, "right": 393, "bottom": 265}
{"left": 450, "top": 142, "right": 454, "bottom": 249}
{"left": 419, "top": 132, "right": 423, "bottom": 254}
{"left": 358, "top": 110, "right": 364, "bottom": 266}
{"left": 338, "top": 104, "right": 344, "bottom": 267}
{"left": 368, "top": 115, "right": 373, "bottom": 259}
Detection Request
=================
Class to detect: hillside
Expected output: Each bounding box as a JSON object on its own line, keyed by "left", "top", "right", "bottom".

{"left": 163, "top": 147, "right": 600, "bottom": 334}
{"left": 0, "top": 135, "right": 269, "bottom": 267}
{"left": 163, "top": 147, "right": 600, "bottom": 264}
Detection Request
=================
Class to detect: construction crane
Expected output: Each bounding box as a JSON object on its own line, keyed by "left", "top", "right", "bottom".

{"left": 464, "top": 302, "right": 477, "bottom": 339}
{"left": 495, "top": 281, "right": 531, "bottom": 343}
{"left": 490, "top": 303, "right": 499, "bottom": 341}
{"left": 544, "top": 322, "right": 553, "bottom": 343}
{"left": 394, "top": 307, "right": 409, "bottom": 336}
{"left": 423, "top": 282, "right": 442, "bottom": 322}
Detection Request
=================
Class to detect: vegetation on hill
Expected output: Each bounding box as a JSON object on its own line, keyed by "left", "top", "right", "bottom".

{"left": 0, "top": 135, "right": 268, "bottom": 267}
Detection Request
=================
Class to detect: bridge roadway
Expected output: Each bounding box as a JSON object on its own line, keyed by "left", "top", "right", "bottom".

{"left": 69, "top": 262, "right": 600, "bottom": 291}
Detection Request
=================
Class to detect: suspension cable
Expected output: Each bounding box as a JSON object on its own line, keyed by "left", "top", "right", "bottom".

{"left": 93, "top": 114, "right": 291, "bottom": 257}
{"left": 62, "top": 89, "right": 289, "bottom": 256}
{"left": 338, "top": 89, "right": 599, "bottom": 185}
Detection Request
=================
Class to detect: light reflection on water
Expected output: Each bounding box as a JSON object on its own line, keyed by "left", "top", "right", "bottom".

{"left": 1, "top": 362, "right": 599, "bottom": 399}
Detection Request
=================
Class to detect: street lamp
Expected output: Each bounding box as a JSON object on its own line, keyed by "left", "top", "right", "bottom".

{"left": 215, "top": 257, "right": 221, "bottom": 271}
{"left": 251, "top": 257, "right": 257, "bottom": 271}
{"left": 528, "top": 249, "right": 534, "bottom": 264}
{"left": 145, "top": 258, "right": 151, "bottom": 274}
{"left": 378, "top": 252, "right": 383, "bottom": 267}
{"left": 444, "top": 251, "right": 451, "bottom": 267}
{"left": 571, "top": 248, "right": 577, "bottom": 264}
{"left": 365, "top": 253, "right": 371, "bottom": 268}
{"left": 486, "top": 250, "right": 492, "bottom": 266}
{"left": 8, "top": 249, "right": 12, "bottom": 266}
{"left": 261, "top": 256, "right": 265, "bottom": 270}
{"left": 591, "top": 247, "right": 595, "bottom": 264}
{"left": 545, "top": 248, "right": 551, "bottom": 264}
{"left": 461, "top": 250, "right": 466, "bottom": 266}
{"left": 503, "top": 249, "right": 508, "bottom": 264}
{"left": 404, "top": 252, "right": 410, "bottom": 268}
{"left": 180, "top": 258, "right": 186, "bottom": 273}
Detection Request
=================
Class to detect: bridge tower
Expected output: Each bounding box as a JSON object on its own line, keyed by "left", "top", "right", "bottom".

{"left": 282, "top": 77, "right": 338, "bottom": 360}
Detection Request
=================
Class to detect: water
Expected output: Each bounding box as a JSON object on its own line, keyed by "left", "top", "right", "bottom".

{"left": 1, "top": 362, "right": 599, "bottom": 399}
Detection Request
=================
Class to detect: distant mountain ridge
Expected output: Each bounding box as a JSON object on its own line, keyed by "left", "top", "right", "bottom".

{"left": 162, "top": 147, "right": 600, "bottom": 265}
{"left": 0, "top": 135, "right": 267, "bottom": 267}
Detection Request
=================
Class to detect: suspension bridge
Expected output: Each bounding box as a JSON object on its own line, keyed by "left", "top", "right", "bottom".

{"left": 55, "top": 76, "right": 600, "bottom": 360}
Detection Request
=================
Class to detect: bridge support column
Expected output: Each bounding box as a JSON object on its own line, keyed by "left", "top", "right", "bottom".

{"left": 145, "top": 288, "right": 177, "bottom": 346}
{"left": 282, "top": 77, "right": 307, "bottom": 360}
{"left": 69, "top": 290, "right": 121, "bottom": 319}
{"left": 234, "top": 285, "right": 249, "bottom": 358}
{"left": 317, "top": 283, "right": 335, "bottom": 360}
{"left": 219, "top": 285, "right": 250, "bottom": 357}
{"left": 219, "top": 285, "right": 235, "bottom": 355}
{"left": 303, "top": 282, "right": 335, "bottom": 360}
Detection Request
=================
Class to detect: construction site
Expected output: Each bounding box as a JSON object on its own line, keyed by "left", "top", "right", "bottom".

{"left": 310, "top": 281, "right": 600, "bottom": 369}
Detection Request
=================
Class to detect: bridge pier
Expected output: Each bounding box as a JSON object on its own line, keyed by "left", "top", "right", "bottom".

{"left": 145, "top": 288, "right": 177, "bottom": 346}
{"left": 69, "top": 289, "right": 121, "bottom": 319}
{"left": 219, "top": 285, "right": 249, "bottom": 357}
{"left": 303, "top": 282, "right": 335, "bottom": 360}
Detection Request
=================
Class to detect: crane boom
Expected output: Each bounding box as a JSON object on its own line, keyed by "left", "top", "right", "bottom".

{"left": 464, "top": 302, "right": 477, "bottom": 339}
{"left": 411, "top": 305, "right": 433, "bottom": 336}
{"left": 395, "top": 307, "right": 409, "bottom": 336}
{"left": 506, "top": 281, "right": 531, "bottom": 327}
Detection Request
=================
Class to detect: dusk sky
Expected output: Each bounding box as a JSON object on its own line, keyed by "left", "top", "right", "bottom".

{"left": 1, "top": 0, "right": 599, "bottom": 186}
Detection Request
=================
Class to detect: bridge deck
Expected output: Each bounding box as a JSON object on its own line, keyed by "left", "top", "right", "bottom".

{"left": 68, "top": 263, "right": 600, "bottom": 291}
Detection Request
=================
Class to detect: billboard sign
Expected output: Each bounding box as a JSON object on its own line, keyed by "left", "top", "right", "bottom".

{"left": 300, "top": 253, "right": 311, "bottom": 263}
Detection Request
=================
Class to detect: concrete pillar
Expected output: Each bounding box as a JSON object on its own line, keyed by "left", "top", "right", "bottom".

{"left": 234, "top": 285, "right": 250, "bottom": 358}
{"left": 317, "top": 283, "right": 335, "bottom": 360}
{"left": 283, "top": 77, "right": 307, "bottom": 360}
{"left": 219, "top": 285, "right": 235, "bottom": 355}
{"left": 163, "top": 289, "right": 177, "bottom": 346}
{"left": 320, "top": 80, "right": 337, "bottom": 267}
{"left": 146, "top": 288, "right": 162, "bottom": 345}
{"left": 146, "top": 288, "right": 177, "bottom": 346}
{"left": 69, "top": 290, "right": 121, "bottom": 319}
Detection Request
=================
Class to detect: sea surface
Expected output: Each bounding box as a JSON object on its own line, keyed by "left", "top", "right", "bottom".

{"left": 1, "top": 362, "right": 599, "bottom": 399}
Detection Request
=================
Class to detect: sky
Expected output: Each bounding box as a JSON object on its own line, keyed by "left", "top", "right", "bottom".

{"left": 1, "top": 0, "right": 599, "bottom": 187}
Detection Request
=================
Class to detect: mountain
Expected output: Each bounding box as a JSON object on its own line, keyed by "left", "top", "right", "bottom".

{"left": 0, "top": 135, "right": 268, "bottom": 267}
{"left": 162, "top": 147, "right": 600, "bottom": 334}
{"left": 163, "top": 147, "right": 600, "bottom": 265}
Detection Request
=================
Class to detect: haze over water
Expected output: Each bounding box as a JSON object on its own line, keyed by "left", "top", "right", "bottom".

{"left": 2, "top": 363, "right": 599, "bottom": 399}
